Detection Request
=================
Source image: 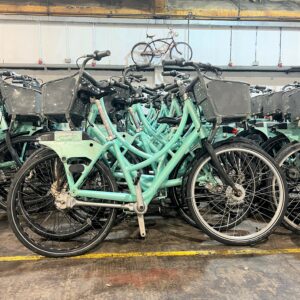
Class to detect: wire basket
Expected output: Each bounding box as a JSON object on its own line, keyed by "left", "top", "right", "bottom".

{"left": 194, "top": 78, "right": 251, "bottom": 123}
{"left": 42, "top": 74, "right": 88, "bottom": 127}
{"left": 0, "top": 80, "right": 42, "bottom": 121}
{"left": 288, "top": 90, "right": 300, "bottom": 122}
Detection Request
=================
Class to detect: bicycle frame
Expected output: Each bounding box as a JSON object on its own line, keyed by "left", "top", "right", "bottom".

{"left": 149, "top": 37, "right": 175, "bottom": 55}
{"left": 39, "top": 95, "right": 208, "bottom": 207}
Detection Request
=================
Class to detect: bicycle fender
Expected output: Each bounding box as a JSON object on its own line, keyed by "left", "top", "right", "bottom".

{"left": 38, "top": 131, "right": 104, "bottom": 162}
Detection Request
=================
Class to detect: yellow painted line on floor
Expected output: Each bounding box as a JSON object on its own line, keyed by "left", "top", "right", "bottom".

{"left": 0, "top": 248, "right": 300, "bottom": 262}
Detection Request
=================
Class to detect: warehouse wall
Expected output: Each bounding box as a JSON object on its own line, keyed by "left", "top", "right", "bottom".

{"left": 0, "top": 17, "right": 299, "bottom": 67}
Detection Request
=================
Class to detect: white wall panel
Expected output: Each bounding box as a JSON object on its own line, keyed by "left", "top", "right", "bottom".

{"left": 281, "top": 29, "right": 300, "bottom": 66}
{"left": 69, "top": 23, "right": 93, "bottom": 63}
{"left": 1, "top": 21, "right": 39, "bottom": 64}
{"left": 0, "top": 19, "right": 299, "bottom": 67}
{"left": 41, "top": 23, "right": 66, "bottom": 64}
{"left": 189, "top": 28, "right": 230, "bottom": 65}
{"left": 257, "top": 29, "right": 280, "bottom": 66}
{"left": 231, "top": 29, "right": 256, "bottom": 66}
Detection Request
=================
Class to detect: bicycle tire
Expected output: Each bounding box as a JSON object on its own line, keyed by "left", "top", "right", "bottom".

{"left": 131, "top": 42, "right": 154, "bottom": 65}
{"left": 170, "top": 42, "right": 193, "bottom": 61}
{"left": 186, "top": 142, "right": 287, "bottom": 246}
{"left": 7, "top": 149, "right": 117, "bottom": 257}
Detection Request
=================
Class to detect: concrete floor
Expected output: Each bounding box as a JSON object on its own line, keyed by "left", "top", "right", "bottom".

{"left": 0, "top": 212, "right": 300, "bottom": 300}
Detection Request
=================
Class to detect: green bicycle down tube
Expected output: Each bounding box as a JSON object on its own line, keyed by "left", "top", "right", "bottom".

{"left": 75, "top": 128, "right": 199, "bottom": 205}
{"left": 73, "top": 99, "right": 206, "bottom": 205}
{"left": 127, "top": 98, "right": 205, "bottom": 173}
{"left": 98, "top": 99, "right": 152, "bottom": 160}
{"left": 134, "top": 105, "right": 170, "bottom": 146}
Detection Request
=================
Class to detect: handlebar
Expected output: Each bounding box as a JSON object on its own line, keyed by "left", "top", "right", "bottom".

{"left": 162, "top": 70, "right": 179, "bottom": 77}
{"left": 79, "top": 50, "right": 111, "bottom": 70}
{"left": 164, "top": 83, "right": 179, "bottom": 92}
{"left": 129, "top": 96, "right": 148, "bottom": 105}
{"left": 136, "top": 63, "right": 151, "bottom": 70}
{"left": 111, "top": 80, "right": 130, "bottom": 90}
{"left": 131, "top": 74, "right": 144, "bottom": 79}
{"left": 254, "top": 85, "right": 267, "bottom": 91}
{"left": 145, "top": 83, "right": 165, "bottom": 92}
{"left": 162, "top": 58, "right": 185, "bottom": 67}
{"left": 162, "top": 59, "right": 222, "bottom": 75}
{"left": 88, "top": 50, "right": 111, "bottom": 61}
{"left": 141, "top": 87, "right": 156, "bottom": 96}
{"left": 0, "top": 70, "right": 15, "bottom": 77}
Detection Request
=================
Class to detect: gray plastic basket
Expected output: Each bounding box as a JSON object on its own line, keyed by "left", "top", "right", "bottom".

{"left": 194, "top": 79, "right": 251, "bottom": 123}
{"left": 263, "top": 92, "right": 283, "bottom": 115}
{"left": 288, "top": 90, "right": 300, "bottom": 122}
{"left": 281, "top": 89, "right": 300, "bottom": 116}
{"left": 42, "top": 74, "right": 88, "bottom": 126}
{"left": 251, "top": 94, "right": 269, "bottom": 115}
{"left": 0, "top": 80, "right": 42, "bottom": 121}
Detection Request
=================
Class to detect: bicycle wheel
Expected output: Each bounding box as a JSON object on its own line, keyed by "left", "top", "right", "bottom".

{"left": 131, "top": 42, "right": 153, "bottom": 65}
{"left": 170, "top": 42, "right": 193, "bottom": 61}
{"left": 0, "top": 135, "right": 40, "bottom": 210}
{"left": 7, "top": 149, "right": 117, "bottom": 257}
{"left": 169, "top": 138, "right": 258, "bottom": 227}
{"left": 276, "top": 142, "right": 300, "bottom": 233}
{"left": 168, "top": 150, "right": 198, "bottom": 227}
{"left": 262, "top": 134, "right": 290, "bottom": 157}
{"left": 186, "top": 142, "right": 287, "bottom": 246}
{"left": 150, "top": 40, "right": 170, "bottom": 64}
{"left": 237, "top": 128, "right": 267, "bottom": 145}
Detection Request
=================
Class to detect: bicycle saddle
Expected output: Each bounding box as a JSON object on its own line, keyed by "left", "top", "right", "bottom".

{"left": 147, "top": 34, "right": 155, "bottom": 39}
{"left": 157, "top": 116, "right": 181, "bottom": 126}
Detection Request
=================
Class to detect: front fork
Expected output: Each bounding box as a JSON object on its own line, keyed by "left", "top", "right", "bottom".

{"left": 203, "top": 124, "right": 240, "bottom": 194}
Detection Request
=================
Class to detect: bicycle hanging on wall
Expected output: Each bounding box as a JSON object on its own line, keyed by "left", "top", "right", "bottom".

{"left": 131, "top": 28, "right": 193, "bottom": 65}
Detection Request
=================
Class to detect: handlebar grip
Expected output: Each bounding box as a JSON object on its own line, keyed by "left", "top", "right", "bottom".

{"left": 153, "top": 83, "right": 165, "bottom": 91}
{"left": 162, "top": 58, "right": 185, "bottom": 67}
{"left": 139, "top": 78, "right": 147, "bottom": 82}
{"left": 130, "top": 97, "right": 148, "bottom": 105}
{"left": 254, "top": 85, "right": 267, "bottom": 91}
{"left": 162, "top": 71, "right": 178, "bottom": 76}
{"left": 0, "top": 70, "right": 14, "bottom": 77}
{"left": 136, "top": 63, "right": 151, "bottom": 70}
{"left": 94, "top": 50, "right": 111, "bottom": 61}
{"left": 113, "top": 81, "right": 130, "bottom": 90}
{"left": 12, "top": 80, "right": 24, "bottom": 84}
{"left": 13, "top": 75, "right": 24, "bottom": 80}
{"left": 97, "top": 80, "right": 110, "bottom": 89}
{"left": 131, "top": 74, "right": 144, "bottom": 79}
{"left": 142, "top": 87, "right": 156, "bottom": 96}
{"left": 164, "top": 83, "right": 178, "bottom": 92}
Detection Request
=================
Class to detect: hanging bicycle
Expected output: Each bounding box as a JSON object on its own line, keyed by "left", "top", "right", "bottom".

{"left": 131, "top": 28, "right": 193, "bottom": 65}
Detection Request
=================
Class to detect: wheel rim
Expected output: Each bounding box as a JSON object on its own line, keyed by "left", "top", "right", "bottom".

{"left": 278, "top": 146, "right": 300, "bottom": 231}
{"left": 171, "top": 43, "right": 192, "bottom": 61}
{"left": 0, "top": 138, "right": 39, "bottom": 209}
{"left": 131, "top": 43, "right": 153, "bottom": 65}
{"left": 189, "top": 146, "right": 285, "bottom": 242}
{"left": 10, "top": 151, "right": 116, "bottom": 256}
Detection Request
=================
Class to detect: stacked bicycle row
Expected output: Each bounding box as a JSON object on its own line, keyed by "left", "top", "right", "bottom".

{"left": 0, "top": 50, "right": 299, "bottom": 258}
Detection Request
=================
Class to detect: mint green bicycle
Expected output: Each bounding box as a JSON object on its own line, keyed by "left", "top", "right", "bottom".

{"left": 7, "top": 52, "right": 287, "bottom": 257}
